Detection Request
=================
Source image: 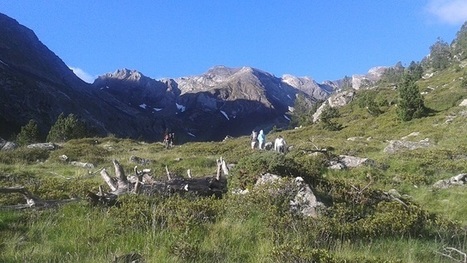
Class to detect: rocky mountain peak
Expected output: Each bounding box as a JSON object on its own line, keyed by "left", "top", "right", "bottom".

{"left": 282, "top": 74, "right": 314, "bottom": 87}
{"left": 98, "top": 68, "right": 144, "bottom": 82}
{"left": 351, "top": 66, "right": 389, "bottom": 90}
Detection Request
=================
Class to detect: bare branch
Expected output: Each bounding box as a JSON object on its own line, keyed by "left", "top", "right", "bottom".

{"left": 165, "top": 166, "right": 171, "bottom": 180}
{"left": 437, "top": 247, "right": 467, "bottom": 263}
{"left": 0, "top": 186, "right": 78, "bottom": 210}
{"left": 100, "top": 168, "right": 117, "bottom": 192}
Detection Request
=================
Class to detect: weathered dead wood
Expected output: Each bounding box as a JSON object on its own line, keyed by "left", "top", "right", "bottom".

{"left": 92, "top": 158, "right": 229, "bottom": 206}
{"left": 100, "top": 168, "right": 117, "bottom": 192}
{"left": 0, "top": 186, "right": 78, "bottom": 210}
{"left": 437, "top": 247, "right": 466, "bottom": 263}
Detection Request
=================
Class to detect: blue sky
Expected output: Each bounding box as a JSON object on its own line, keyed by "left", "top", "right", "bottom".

{"left": 1, "top": 1, "right": 467, "bottom": 83}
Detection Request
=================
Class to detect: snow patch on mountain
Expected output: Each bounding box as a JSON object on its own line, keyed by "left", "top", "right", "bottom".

{"left": 220, "top": 110, "right": 230, "bottom": 120}
{"left": 176, "top": 103, "right": 186, "bottom": 112}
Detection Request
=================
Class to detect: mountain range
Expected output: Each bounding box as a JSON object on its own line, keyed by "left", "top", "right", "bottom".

{"left": 0, "top": 12, "right": 385, "bottom": 142}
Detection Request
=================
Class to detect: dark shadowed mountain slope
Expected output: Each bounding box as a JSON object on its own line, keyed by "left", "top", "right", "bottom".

{"left": 0, "top": 13, "right": 164, "bottom": 140}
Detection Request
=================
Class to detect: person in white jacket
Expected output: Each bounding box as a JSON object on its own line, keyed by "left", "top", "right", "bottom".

{"left": 250, "top": 130, "right": 258, "bottom": 149}
{"left": 274, "top": 135, "right": 287, "bottom": 153}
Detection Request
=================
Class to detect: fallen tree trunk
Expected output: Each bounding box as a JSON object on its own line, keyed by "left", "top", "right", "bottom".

{"left": 88, "top": 158, "right": 229, "bottom": 206}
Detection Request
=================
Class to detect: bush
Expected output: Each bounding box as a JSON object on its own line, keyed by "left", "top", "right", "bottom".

{"left": 397, "top": 75, "right": 427, "bottom": 121}
{"left": 0, "top": 147, "right": 50, "bottom": 164}
{"left": 16, "top": 119, "right": 41, "bottom": 146}
{"left": 231, "top": 152, "right": 304, "bottom": 189}
{"left": 47, "top": 138, "right": 113, "bottom": 166}
{"left": 320, "top": 105, "right": 342, "bottom": 131}
{"left": 47, "top": 113, "right": 89, "bottom": 143}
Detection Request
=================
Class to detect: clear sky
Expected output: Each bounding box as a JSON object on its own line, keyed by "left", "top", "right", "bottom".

{"left": 1, "top": 1, "right": 467, "bottom": 83}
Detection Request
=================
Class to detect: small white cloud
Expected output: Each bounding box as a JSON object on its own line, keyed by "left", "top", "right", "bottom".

{"left": 426, "top": 0, "right": 467, "bottom": 25}
{"left": 69, "top": 66, "right": 95, "bottom": 83}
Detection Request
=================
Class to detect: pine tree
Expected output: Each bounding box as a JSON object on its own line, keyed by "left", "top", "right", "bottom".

{"left": 320, "top": 105, "right": 341, "bottom": 131}
{"left": 289, "top": 94, "right": 315, "bottom": 127}
{"left": 452, "top": 21, "right": 467, "bottom": 60}
{"left": 46, "top": 113, "right": 88, "bottom": 142}
{"left": 397, "top": 75, "right": 427, "bottom": 121}
{"left": 16, "top": 119, "right": 41, "bottom": 146}
{"left": 429, "top": 38, "right": 452, "bottom": 70}
{"left": 406, "top": 61, "right": 423, "bottom": 81}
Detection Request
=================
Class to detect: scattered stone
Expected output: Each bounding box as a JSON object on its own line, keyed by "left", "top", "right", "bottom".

{"left": 383, "top": 138, "right": 432, "bottom": 154}
{"left": 328, "top": 155, "right": 374, "bottom": 169}
{"left": 347, "top": 136, "right": 364, "bottom": 141}
{"left": 254, "top": 173, "right": 324, "bottom": 218}
{"left": 289, "top": 177, "right": 324, "bottom": 218}
{"left": 401, "top": 132, "right": 420, "bottom": 140}
{"left": 433, "top": 173, "right": 467, "bottom": 189}
{"left": 460, "top": 99, "right": 467, "bottom": 107}
{"left": 27, "top": 143, "right": 56, "bottom": 150}
{"left": 59, "top": 155, "right": 69, "bottom": 162}
{"left": 328, "top": 161, "right": 346, "bottom": 170}
{"left": 129, "top": 155, "right": 152, "bottom": 165}
{"left": 70, "top": 161, "right": 95, "bottom": 169}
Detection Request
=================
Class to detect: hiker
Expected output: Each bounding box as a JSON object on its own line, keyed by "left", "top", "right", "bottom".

{"left": 258, "top": 130, "right": 266, "bottom": 150}
{"left": 274, "top": 135, "right": 287, "bottom": 153}
{"left": 251, "top": 130, "right": 258, "bottom": 149}
{"left": 168, "top": 132, "right": 175, "bottom": 147}
{"left": 163, "top": 131, "right": 170, "bottom": 149}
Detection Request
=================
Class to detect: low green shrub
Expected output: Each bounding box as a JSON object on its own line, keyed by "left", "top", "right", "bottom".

{"left": 48, "top": 139, "right": 111, "bottom": 165}
{"left": 0, "top": 148, "right": 50, "bottom": 164}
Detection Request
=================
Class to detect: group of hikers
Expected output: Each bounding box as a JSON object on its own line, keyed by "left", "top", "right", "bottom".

{"left": 162, "top": 128, "right": 287, "bottom": 153}
{"left": 163, "top": 130, "right": 175, "bottom": 149}
{"left": 250, "top": 129, "right": 287, "bottom": 153}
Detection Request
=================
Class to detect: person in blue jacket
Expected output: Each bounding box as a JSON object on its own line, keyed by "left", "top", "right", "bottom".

{"left": 258, "top": 130, "right": 266, "bottom": 150}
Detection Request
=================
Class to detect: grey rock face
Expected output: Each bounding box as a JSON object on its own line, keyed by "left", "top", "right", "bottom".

{"left": 384, "top": 138, "right": 432, "bottom": 154}
{"left": 329, "top": 155, "right": 374, "bottom": 169}
{"left": 313, "top": 90, "right": 355, "bottom": 122}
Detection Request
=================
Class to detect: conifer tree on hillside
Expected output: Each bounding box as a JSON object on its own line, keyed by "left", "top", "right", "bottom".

{"left": 428, "top": 38, "right": 452, "bottom": 70}
{"left": 452, "top": 21, "right": 467, "bottom": 60}
{"left": 406, "top": 61, "right": 423, "bottom": 81}
{"left": 16, "top": 119, "right": 41, "bottom": 146}
{"left": 289, "top": 94, "right": 318, "bottom": 127}
{"left": 46, "top": 113, "right": 88, "bottom": 142}
{"left": 320, "top": 105, "right": 341, "bottom": 131}
{"left": 397, "top": 74, "right": 427, "bottom": 121}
